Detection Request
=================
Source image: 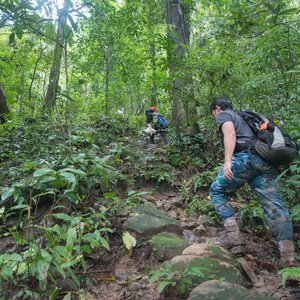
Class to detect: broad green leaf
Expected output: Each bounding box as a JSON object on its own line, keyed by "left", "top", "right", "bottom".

{"left": 280, "top": 267, "right": 300, "bottom": 287}
{"left": 1, "top": 187, "right": 14, "bottom": 201}
{"left": 0, "top": 206, "right": 5, "bottom": 217}
{"left": 122, "top": 231, "right": 136, "bottom": 252}
{"left": 158, "top": 280, "right": 173, "bottom": 293}
{"left": 66, "top": 227, "right": 77, "bottom": 249}
{"left": 36, "top": 260, "right": 50, "bottom": 281}
{"left": 278, "top": 8, "right": 297, "bottom": 16}
{"left": 63, "top": 292, "right": 71, "bottom": 300}
{"left": 26, "top": 13, "right": 41, "bottom": 23}
{"left": 14, "top": 25, "right": 23, "bottom": 39}
{"left": 61, "top": 168, "right": 86, "bottom": 176}
{"left": 0, "top": 265, "right": 14, "bottom": 279}
{"left": 9, "top": 32, "right": 15, "bottom": 44}
{"left": 0, "top": 253, "right": 22, "bottom": 262}
{"left": 33, "top": 168, "right": 54, "bottom": 177}
{"left": 49, "top": 288, "right": 59, "bottom": 300}
{"left": 67, "top": 267, "right": 80, "bottom": 286}
{"left": 53, "top": 213, "right": 74, "bottom": 222}
{"left": 15, "top": 262, "right": 27, "bottom": 275}
{"left": 60, "top": 255, "right": 82, "bottom": 268}
{"left": 59, "top": 171, "right": 76, "bottom": 188}
{"left": 99, "top": 236, "right": 110, "bottom": 251}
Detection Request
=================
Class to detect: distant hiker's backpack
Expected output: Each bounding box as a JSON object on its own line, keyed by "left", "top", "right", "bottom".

{"left": 158, "top": 115, "right": 169, "bottom": 126}
{"left": 238, "top": 111, "right": 299, "bottom": 166}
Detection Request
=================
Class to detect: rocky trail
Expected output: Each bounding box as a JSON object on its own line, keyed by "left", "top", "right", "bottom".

{"left": 83, "top": 136, "right": 299, "bottom": 300}
{"left": 0, "top": 137, "right": 299, "bottom": 300}
{"left": 86, "top": 185, "right": 300, "bottom": 299}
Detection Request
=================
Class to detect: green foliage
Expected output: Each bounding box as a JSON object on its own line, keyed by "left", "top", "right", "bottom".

{"left": 239, "top": 200, "right": 267, "bottom": 233}
{"left": 280, "top": 267, "right": 300, "bottom": 287}
{"left": 192, "top": 169, "right": 218, "bottom": 191}
{"left": 1, "top": 0, "right": 300, "bottom": 297}
{"left": 173, "top": 132, "right": 206, "bottom": 154}
{"left": 149, "top": 261, "right": 207, "bottom": 296}
{"left": 134, "top": 151, "right": 175, "bottom": 185}
{"left": 291, "top": 204, "right": 300, "bottom": 222}
{"left": 189, "top": 196, "right": 221, "bottom": 225}
{"left": 0, "top": 208, "right": 112, "bottom": 298}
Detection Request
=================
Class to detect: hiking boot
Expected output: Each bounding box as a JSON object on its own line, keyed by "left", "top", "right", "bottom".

{"left": 278, "top": 240, "right": 298, "bottom": 269}
{"left": 215, "top": 217, "right": 245, "bottom": 255}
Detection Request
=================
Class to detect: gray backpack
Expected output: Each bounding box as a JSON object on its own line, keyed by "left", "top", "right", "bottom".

{"left": 237, "top": 111, "right": 299, "bottom": 166}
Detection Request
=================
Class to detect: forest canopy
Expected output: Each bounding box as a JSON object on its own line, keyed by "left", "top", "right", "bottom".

{"left": 0, "top": 0, "right": 299, "bottom": 127}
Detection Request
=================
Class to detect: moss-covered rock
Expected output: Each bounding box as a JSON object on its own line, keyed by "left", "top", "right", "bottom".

{"left": 170, "top": 255, "right": 245, "bottom": 287}
{"left": 187, "top": 280, "right": 275, "bottom": 300}
{"left": 182, "top": 243, "right": 238, "bottom": 266}
{"left": 151, "top": 232, "right": 189, "bottom": 261}
{"left": 126, "top": 203, "right": 182, "bottom": 236}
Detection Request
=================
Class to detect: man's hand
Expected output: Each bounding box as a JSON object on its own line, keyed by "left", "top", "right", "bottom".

{"left": 223, "top": 160, "right": 233, "bottom": 180}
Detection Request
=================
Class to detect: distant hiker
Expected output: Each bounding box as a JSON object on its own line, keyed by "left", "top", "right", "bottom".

{"left": 210, "top": 96, "right": 297, "bottom": 268}
{"left": 145, "top": 105, "right": 169, "bottom": 145}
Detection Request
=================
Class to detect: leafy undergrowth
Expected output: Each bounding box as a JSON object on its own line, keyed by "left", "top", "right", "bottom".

{"left": 0, "top": 116, "right": 299, "bottom": 299}
{"left": 0, "top": 115, "right": 214, "bottom": 298}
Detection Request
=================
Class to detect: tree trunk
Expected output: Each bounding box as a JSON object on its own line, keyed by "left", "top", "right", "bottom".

{"left": 149, "top": 32, "right": 157, "bottom": 102}
{"left": 0, "top": 86, "right": 10, "bottom": 124}
{"left": 44, "top": 12, "right": 66, "bottom": 109}
{"left": 165, "top": 0, "right": 193, "bottom": 133}
{"left": 29, "top": 46, "right": 46, "bottom": 103}
{"left": 104, "top": 44, "right": 113, "bottom": 115}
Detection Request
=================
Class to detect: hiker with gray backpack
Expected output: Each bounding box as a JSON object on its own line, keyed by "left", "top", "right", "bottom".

{"left": 210, "top": 96, "right": 299, "bottom": 268}
{"left": 145, "top": 105, "right": 169, "bottom": 145}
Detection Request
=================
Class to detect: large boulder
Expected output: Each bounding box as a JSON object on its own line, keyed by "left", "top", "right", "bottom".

{"left": 182, "top": 243, "right": 234, "bottom": 264}
{"left": 187, "top": 280, "right": 275, "bottom": 300}
{"left": 151, "top": 232, "right": 189, "bottom": 262}
{"left": 126, "top": 202, "right": 182, "bottom": 236}
{"left": 170, "top": 255, "right": 245, "bottom": 286}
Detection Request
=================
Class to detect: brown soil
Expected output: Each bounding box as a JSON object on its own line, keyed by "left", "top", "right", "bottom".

{"left": 85, "top": 190, "right": 300, "bottom": 300}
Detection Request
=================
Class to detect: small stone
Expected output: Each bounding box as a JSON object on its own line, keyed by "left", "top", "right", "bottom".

{"left": 176, "top": 207, "right": 183, "bottom": 215}
{"left": 163, "top": 202, "right": 172, "bottom": 211}
{"left": 102, "top": 252, "right": 114, "bottom": 262}
{"left": 127, "top": 282, "right": 142, "bottom": 291}
{"left": 168, "top": 211, "right": 177, "bottom": 219}
{"left": 140, "top": 276, "right": 149, "bottom": 285}
{"left": 205, "top": 226, "right": 218, "bottom": 237}
{"left": 195, "top": 224, "right": 206, "bottom": 235}
{"left": 143, "top": 294, "right": 155, "bottom": 300}
{"left": 60, "top": 278, "right": 78, "bottom": 291}
{"left": 254, "top": 277, "right": 265, "bottom": 287}
{"left": 183, "top": 230, "right": 197, "bottom": 242}
{"left": 118, "top": 273, "right": 129, "bottom": 281}
{"left": 197, "top": 215, "right": 209, "bottom": 225}
{"left": 107, "top": 283, "right": 122, "bottom": 292}
{"left": 143, "top": 195, "right": 157, "bottom": 202}
{"left": 260, "top": 270, "right": 271, "bottom": 276}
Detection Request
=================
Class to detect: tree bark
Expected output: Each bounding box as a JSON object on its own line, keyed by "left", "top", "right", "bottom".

{"left": 165, "top": 0, "right": 194, "bottom": 133}
{"left": 44, "top": 11, "right": 66, "bottom": 109}
{"left": 0, "top": 86, "right": 10, "bottom": 124}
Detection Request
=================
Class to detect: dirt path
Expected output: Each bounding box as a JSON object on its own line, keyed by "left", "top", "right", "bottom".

{"left": 87, "top": 189, "right": 300, "bottom": 300}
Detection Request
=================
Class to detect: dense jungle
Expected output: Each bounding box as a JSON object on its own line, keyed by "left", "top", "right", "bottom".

{"left": 0, "top": 0, "right": 300, "bottom": 299}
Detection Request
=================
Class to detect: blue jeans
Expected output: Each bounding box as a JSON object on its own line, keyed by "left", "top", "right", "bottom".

{"left": 210, "top": 152, "right": 293, "bottom": 242}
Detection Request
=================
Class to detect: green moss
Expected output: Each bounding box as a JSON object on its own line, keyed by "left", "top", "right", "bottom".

{"left": 151, "top": 233, "right": 188, "bottom": 247}
{"left": 171, "top": 257, "right": 244, "bottom": 286}
{"left": 150, "top": 233, "right": 189, "bottom": 261}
